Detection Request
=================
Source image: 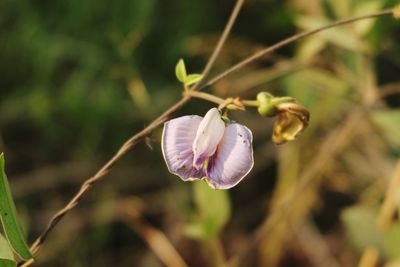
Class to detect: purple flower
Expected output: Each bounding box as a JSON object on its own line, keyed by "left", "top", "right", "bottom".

{"left": 162, "top": 108, "right": 254, "bottom": 189}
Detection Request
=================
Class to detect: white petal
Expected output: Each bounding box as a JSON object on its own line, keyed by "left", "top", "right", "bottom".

{"left": 206, "top": 123, "right": 254, "bottom": 189}
{"left": 162, "top": 115, "right": 204, "bottom": 180}
{"left": 192, "top": 108, "right": 225, "bottom": 169}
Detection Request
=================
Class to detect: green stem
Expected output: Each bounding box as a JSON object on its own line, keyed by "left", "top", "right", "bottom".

{"left": 186, "top": 91, "right": 262, "bottom": 109}
{"left": 241, "top": 100, "right": 259, "bottom": 107}
{"left": 185, "top": 91, "right": 225, "bottom": 105}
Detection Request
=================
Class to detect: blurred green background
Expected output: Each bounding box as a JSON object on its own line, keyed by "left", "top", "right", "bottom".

{"left": 1, "top": 0, "right": 400, "bottom": 266}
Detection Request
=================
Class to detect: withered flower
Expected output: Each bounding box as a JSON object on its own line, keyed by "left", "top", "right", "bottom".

{"left": 272, "top": 102, "right": 310, "bottom": 145}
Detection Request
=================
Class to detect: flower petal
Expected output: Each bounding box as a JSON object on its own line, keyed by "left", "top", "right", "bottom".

{"left": 205, "top": 123, "right": 254, "bottom": 189}
{"left": 162, "top": 115, "right": 204, "bottom": 180}
{"left": 192, "top": 108, "right": 225, "bottom": 169}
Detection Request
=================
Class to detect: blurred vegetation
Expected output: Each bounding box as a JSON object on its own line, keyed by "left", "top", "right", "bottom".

{"left": 1, "top": 0, "right": 400, "bottom": 266}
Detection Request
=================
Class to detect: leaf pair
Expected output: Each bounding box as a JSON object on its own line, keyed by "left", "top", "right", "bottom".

{"left": 175, "top": 59, "right": 203, "bottom": 87}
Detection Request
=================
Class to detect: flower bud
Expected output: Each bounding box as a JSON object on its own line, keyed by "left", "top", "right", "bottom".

{"left": 256, "top": 92, "right": 275, "bottom": 117}
{"left": 272, "top": 102, "right": 310, "bottom": 145}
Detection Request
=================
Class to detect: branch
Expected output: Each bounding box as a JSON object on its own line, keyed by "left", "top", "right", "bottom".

{"left": 23, "top": 6, "right": 394, "bottom": 264}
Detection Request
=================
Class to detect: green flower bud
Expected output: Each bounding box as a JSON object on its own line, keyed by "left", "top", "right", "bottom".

{"left": 256, "top": 92, "right": 276, "bottom": 117}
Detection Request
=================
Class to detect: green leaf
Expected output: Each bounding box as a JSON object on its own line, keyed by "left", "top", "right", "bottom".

{"left": 0, "top": 233, "right": 16, "bottom": 267}
{"left": 175, "top": 59, "right": 187, "bottom": 83}
{"left": 184, "top": 74, "right": 203, "bottom": 86}
{"left": 0, "top": 154, "right": 33, "bottom": 260}
{"left": 188, "top": 181, "right": 231, "bottom": 240}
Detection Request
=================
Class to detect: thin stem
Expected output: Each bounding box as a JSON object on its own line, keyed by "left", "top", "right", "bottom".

{"left": 241, "top": 100, "right": 259, "bottom": 107}
{"left": 192, "top": 0, "right": 246, "bottom": 91}
{"left": 185, "top": 91, "right": 225, "bottom": 105}
{"left": 204, "top": 9, "right": 394, "bottom": 87}
{"left": 187, "top": 91, "right": 270, "bottom": 109}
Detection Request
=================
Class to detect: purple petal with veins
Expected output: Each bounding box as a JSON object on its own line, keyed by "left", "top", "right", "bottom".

{"left": 205, "top": 123, "right": 254, "bottom": 189}
{"left": 162, "top": 115, "right": 204, "bottom": 180}
{"left": 192, "top": 108, "right": 225, "bottom": 169}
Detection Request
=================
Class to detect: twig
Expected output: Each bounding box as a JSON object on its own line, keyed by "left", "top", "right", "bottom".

{"left": 22, "top": 6, "right": 394, "bottom": 265}
{"left": 24, "top": 0, "right": 246, "bottom": 262}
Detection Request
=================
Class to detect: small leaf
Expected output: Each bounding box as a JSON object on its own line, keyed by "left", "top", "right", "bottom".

{"left": 0, "top": 233, "right": 16, "bottom": 267}
{"left": 0, "top": 154, "right": 33, "bottom": 260}
{"left": 175, "top": 59, "right": 187, "bottom": 83}
{"left": 184, "top": 74, "right": 203, "bottom": 86}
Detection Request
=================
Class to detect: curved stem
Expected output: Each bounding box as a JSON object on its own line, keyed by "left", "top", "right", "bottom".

{"left": 186, "top": 91, "right": 259, "bottom": 109}
{"left": 185, "top": 91, "right": 225, "bottom": 105}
